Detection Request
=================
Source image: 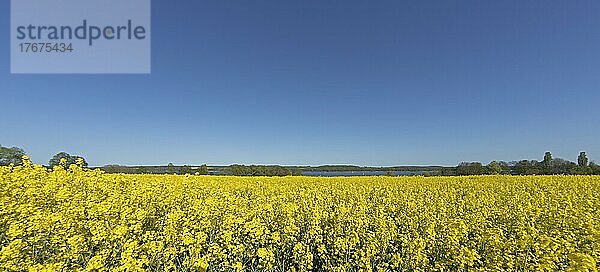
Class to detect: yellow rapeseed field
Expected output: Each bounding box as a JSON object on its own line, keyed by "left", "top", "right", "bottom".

{"left": 1, "top": 158, "right": 599, "bottom": 271}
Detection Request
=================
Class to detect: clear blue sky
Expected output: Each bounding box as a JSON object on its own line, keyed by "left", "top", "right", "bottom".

{"left": 1, "top": 0, "right": 599, "bottom": 166}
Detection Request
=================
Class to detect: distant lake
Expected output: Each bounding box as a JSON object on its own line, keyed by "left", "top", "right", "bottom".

{"left": 301, "top": 171, "right": 430, "bottom": 177}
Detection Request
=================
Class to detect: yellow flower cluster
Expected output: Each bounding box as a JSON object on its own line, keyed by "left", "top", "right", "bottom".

{"left": 1, "top": 160, "right": 599, "bottom": 271}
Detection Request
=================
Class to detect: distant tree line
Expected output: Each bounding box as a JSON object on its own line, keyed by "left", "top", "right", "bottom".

{"left": 290, "top": 165, "right": 445, "bottom": 172}
{"left": 101, "top": 164, "right": 210, "bottom": 175}
{"left": 444, "top": 152, "right": 600, "bottom": 176}
{"left": 228, "top": 164, "right": 302, "bottom": 176}
{"left": 2, "top": 145, "right": 599, "bottom": 176}
{"left": 100, "top": 164, "right": 300, "bottom": 176}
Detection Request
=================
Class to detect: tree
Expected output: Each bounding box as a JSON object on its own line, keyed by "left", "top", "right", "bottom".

{"left": 590, "top": 161, "right": 600, "bottom": 175}
{"left": 578, "top": 152, "right": 589, "bottom": 167}
{"left": 0, "top": 146, "right": 27, "bottom": 166}
{"left": 486, "top": 161, "right": 503, "bottom": 175}
{"left": 543, "top": 152, "right": 553, "bottom": 166}
{"left": 539, "top": 152, "right": 555, "bottom": 174}
{"left": 551, "top": 158, "right": 577, "bottom": 175}
{"left": 197, "top": 164, "right": 210, "bottom": 175}
{"left": 512, "top": 160, "right": 542, "bottom": 175}
{"left": 49, "top": 152, "right": 88, "bottom": 168}
{"left": 228, "top": 164, "right": 299, "bottom": 176}
{"left": 456, "top": 162, "right": 485, "bottom": 176}
{"left": 179, "top": 165, "right": 194, "bottom": 175}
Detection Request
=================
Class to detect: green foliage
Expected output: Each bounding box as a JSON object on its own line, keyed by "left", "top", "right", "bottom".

{"left": 578, "top": 152, "right": 589, "bottom": 167}
{"left": 90, "top": 151, "right": 600, "bottom": 177}
{"left": 548, "top": 159, "right": 578, "bottom": 175}
{"left": 229, "top": 164, "right": 301, "bottom": 176}
{"left": 197, "top": 164, "right": 209, "bottom": 175}
{"left": 590, "top": 162, "right": 600, "bottom": 175}
{"left": 454, "top": 152, "right": 599, "bottom": 176}
{"left": 0, "top": 146, "right": 27, "bottom": 166}
{"left": 49, "top": 152, "right": 88, "bottom": 169}
{"left": 456, "top": 162, "right": 485, "bottom": 176}
{"left": 543, "top": 152, "right": 553, "bottom": 166}
{"left": 179, "top": 165, "right": 194, "bottom": 175}
{"left": 486, "top": 161, "right": 503, "bottom": 175}
{"left": 512, "top": 160, "right": 541, "bottom": 175}
{"left": 300, "top": 165, "right": 444, "bottom": 172}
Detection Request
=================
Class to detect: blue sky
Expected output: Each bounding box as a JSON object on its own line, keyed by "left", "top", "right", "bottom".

{"left": 1, "top": 0, "right": 599, "bottom": 166}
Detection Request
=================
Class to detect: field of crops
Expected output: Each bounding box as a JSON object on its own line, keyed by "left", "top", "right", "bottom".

{"left": 1, "top": 160, "right": 599, "bottom": 271}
